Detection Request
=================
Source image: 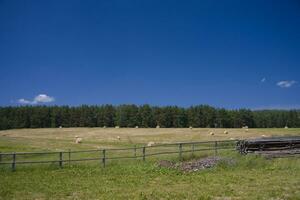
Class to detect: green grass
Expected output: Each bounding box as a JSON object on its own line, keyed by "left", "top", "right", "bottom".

{"left": 1, "top": 154, "right": 300, "bottom": 200}
{"left": 0, "top": 128, "right": 300, "bottom": 199}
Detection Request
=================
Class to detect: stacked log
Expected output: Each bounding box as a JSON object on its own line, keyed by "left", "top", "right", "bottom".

{"left": 237, "top": 136, "right": 300, "bottom": 155}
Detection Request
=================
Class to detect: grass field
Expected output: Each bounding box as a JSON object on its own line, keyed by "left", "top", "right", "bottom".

{"left": 1, "top": 128, "right": 300, "bottom": 152}
{"left": 0, "top": 128, "right": 300, "bottom": 200}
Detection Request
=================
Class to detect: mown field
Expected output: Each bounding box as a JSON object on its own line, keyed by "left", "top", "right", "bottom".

{"left": 0, "top": 128, "right": 300, "bottom": 200}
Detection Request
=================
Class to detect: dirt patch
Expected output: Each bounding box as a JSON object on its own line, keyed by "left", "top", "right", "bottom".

{"left": 158, "top": 157, "right": 235, "bottom": 172}
{"left": 157, "top": 160, "right": 176, "bottom": 168}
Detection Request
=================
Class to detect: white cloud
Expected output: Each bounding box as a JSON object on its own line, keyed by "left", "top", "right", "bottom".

{"left": 17, "top": 94, "right": 55, "bottom": 105}
{"left": 261, "top": 77, "right": 266, "bottom": 83}
{"left": 33, "top": 94, "right": 55, "bottom": 103}
{"left": 276, "top": 80, "right": 297, "bottom": 88}
{"left": 18, "top": 98, "right": 32, "bottom": 104}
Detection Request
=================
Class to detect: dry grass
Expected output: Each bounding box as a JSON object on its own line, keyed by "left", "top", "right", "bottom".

{"left": 0, "top": 128, "right": 299, "bottom": 152}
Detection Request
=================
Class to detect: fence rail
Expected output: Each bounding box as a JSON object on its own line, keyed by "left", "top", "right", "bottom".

{"left": 0, "top": 140, "right": 237, "bottom": 171}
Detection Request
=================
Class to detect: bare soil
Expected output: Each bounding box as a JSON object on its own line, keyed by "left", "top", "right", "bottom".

{"left": 158, "top": 156, "right": 235, "bottom": 172}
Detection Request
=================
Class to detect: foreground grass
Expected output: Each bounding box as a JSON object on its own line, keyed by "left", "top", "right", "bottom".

{"left": 1, "top": 154, "right": 300, "bottom": 200}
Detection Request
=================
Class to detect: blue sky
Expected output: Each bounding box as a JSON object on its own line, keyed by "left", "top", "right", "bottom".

{"left": 0, "top": 0, "right": 299, "bottom": 109}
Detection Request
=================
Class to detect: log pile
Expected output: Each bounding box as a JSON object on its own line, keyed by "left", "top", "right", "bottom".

{"left": 237, "top": 136, "right": 300, "bottom": 155}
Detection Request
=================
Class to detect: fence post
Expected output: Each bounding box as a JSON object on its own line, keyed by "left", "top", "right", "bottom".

{"left": 68, "top": 149, "right": 71, "bottom": 165}
{"left": 12, "top": 153, "right": 16, "bottom": 171}
{"left": 179, "top": 143, "right": 183, "bottom": 161}
{"left": 59, "top": 152, "right": 63, "bottom": 168}
{"left": 142, "top": 146, "right": 146, "bottom": 161}
{"left": 192, "top": 144, "right": 195, "bottom": 156}
{"left": 214, "top": 141, "right": 218, "bottom": 157}
{"left": 134, "top": 145, "right": 137, "bottom": 158}
{"left": 259, "top": 144, "right": 263, "bottom": 152}
{"left": 102, "top": 149, "right": 106, "bottom": 168}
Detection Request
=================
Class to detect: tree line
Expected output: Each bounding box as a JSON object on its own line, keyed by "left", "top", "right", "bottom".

{"left": 0, "top": 105, "right": 299, "bottom": 130}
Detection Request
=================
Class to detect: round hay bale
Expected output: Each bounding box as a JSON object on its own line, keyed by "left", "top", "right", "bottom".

{"left": 75, "top": 137, "right": 82, "bottom": 144}
{"left": 135, "top": 126, "right": 139, "bottom": 129}
{"left": 224, "top": 130, "right": 228, "bottom": 134}
{"left": 156, "top": 125, "right": 160, "bottom": 129}
{"left": 115, "top": 126, "right": 120, "bottom": 129}
{"left": 209, "top": 131, "right": 214, "bottom": 136}
{"left": 147, "top": 141, "right": 155, "bottom": 147}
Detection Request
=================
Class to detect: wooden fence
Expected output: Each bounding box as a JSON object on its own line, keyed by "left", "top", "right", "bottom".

{"left": 0, "top": 140, "right": 237, "bottom": 171}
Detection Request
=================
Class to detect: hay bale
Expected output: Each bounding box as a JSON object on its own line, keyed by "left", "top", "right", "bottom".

{"left": 117, "top": 136, "right": 121, "bottom": 140}
{"left": 135, "top": 126, "right": 139, "bottom": 129}
{"left": 115, "top": 126, "right": 120, "bottom": 129}
{"left": 189, "top": 126, "right": 193, "bottom": 130}
{"left": 75, "top": 136, "right": 82, "bottom": 144}
{"left": 209, "top": 131, "right": 214, "bottom": 136}
{"left": 242, "top": 126, "right": 249, "bottom": 132}
{"left": 224, "top": 130, "right": 229, "bottom": 134}
{"left": 59, "top": 126, "right": 62, "bottom": 128}
{"left": 156, "top": 125, "right": 160, "bottom": 129}
{"left": 285, "top": 126, "right": 288, "bottom": 129}
{"left": 103, "top": 126, "right": 106, "bottom": 129}
{"left": 147, "top": 141, "right": 155, "bottom": 147}
{"left": 261, "top": 135, "right": 267, "bottom": 138}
